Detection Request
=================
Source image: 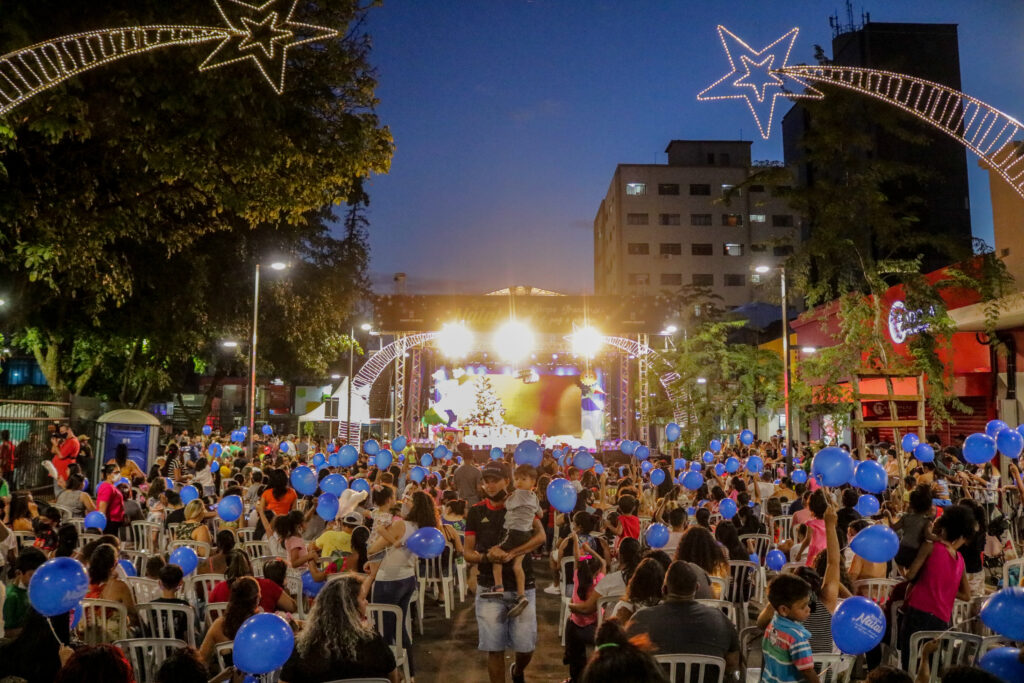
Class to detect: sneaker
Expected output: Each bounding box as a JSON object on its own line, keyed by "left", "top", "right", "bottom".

{"left": 507, "top": 595, "right": 529, "bottom": 618}
{"left": 480, "top": 585, "right": 505, "bottom": 598}
{"left": 510, "top": 662, "right": 525, "bottom": 683}
{"left": 543, "top": 583, "right": 561, "bottom": 595}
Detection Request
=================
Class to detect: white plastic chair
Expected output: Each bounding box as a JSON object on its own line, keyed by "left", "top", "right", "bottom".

{"left": 236, "top": 526, "right": 257, "bottom": 543}
{"left": 595, "top": 594, "right": 619, "bottom": 629}
{"left": 168, "top": 538, "right": 211, "bottom": 556}
{"left": 558, "top": 556, "right": 577, "bottom": 645}
{"left": 77, "top": 598, "right": 129, "bottom": 644}
{"left": 654, "top": 653, "right": 726, "bottom": 683}
{"left": 812, "top": 653, "right": 854, "bottom": 683}
{"left": 214, "top": 642, "right": 233, "bottom": 675}
{"left": 137, "top": 602, "right": 197, "bottom": 648}
{"left": 366, "top": 602, "right": 411, "bottom": 683}
{"left": 771, "top": 514, "right": 793, "bottom": 541}
{"left": 130, "top": 521, "right": 164, "bottom": 554}
{"left": 242, "top": 539, "right": 271, "bottom": 558}
{"left": 908, "top": 631, "right": 983, "bottom": 682}
{"left": 417, "top": 544, "right": 456, "bottom": 619}
{"left": 739, "top": 533, "right": 773, "bottom": 559}
{"left": 853, "top": 578, "right": 900, "bottom": 604}
{"left": 126, "top": 577, "right": 164, "bottom": 605}
{"left": 205, "top": 601, "right": 229, "bottom": 630}
{"left": 696, "top": 598, "right": 740, "bottom": 631}
{"left": 1001, "top": 557, "right": 1024, "bottom": 588}
{"left": 708, "top": 575, "right": 729, "bottom": 600}
{"left": 50, "top": 503, "right": 73, "bottom": 521}
{"left": 115, "top": 638, "right": 186, "bottom": 683}
{"left": 187, "top": 573, "right": 224, "bottom": 607}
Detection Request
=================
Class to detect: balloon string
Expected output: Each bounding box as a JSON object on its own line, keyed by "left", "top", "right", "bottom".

{"left": 46, "top": 616, "right": 64, "bottom": 647}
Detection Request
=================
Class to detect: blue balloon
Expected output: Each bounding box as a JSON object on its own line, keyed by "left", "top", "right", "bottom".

{"left": 421, "top": 453, "right": 433, "bottom": 467}
{"left": 854, "top": 460, "right": 887, "bottom": 494}
{"left": 709, "top": 439, "right": 722, "bottom": 453}
{"left": 490, "top": 447, "right": 503, "bottom": 461}
{"left": 118, "top": 559, "right": 137, "bottom": 577}
{"left": 316, "top": 493, "right": 339, "bottom": 521}
{"left": 407, "top": 526, "right": 446, "bottom": 559}
{"left": 301, "top": 570, "right": 324, "bottom": 598}
{"left": 168, "top": 546, "right": 199, "bottom": 576}
{"left": 233, "top": 613, "right": 295, "bottom": 674}
{"left": 210, "top": 460, "right": 220, "bottom": 474}
{"left": 979, "top": 647, "right": 1024, "bottom": 683}
{"left": 690, "top": 461, "right": 701, "bottom": 472}
{"left": 350, "top": 477, "right": 370, "bottom": 494}
{"left": 363, "top": 439, "right": 380, "bottom": 456}
{"left": 749, "top": 552, "right": 760, "bottom": 564}
{"left": 28, "top": 557, "right": 88, "bottom": 617}
{"left": 392, "top": 436, "right": 407, "bottom": 453}
{"left": 674, "top": 458, "right": 685, "bottom": 470}
{"left": 901, "top": 433, "right": 920, "bottom": 452}
{"left": 290, "top": 466, "right": 318, "bottom": 496}
{"left": 641, "top": 460, "right": 653, "bottom": 474}
{"left": 996, "top": 428, "right": 1023, "bottom": 459}
{"left": 320, "top": 473, "right": 347, "bottom": 497}
{"left": 117, "top": 477, "right": 131, "bottom": 487}
{"left": 409, "top": 466, "right": 427, "bottom": 483}
{"left": 70, "top": 601, "right": 83, "bottom": 629}
{"left": 739, "top": 429, "right": 754, "bottom": 446}
{"left": 686, "top": 506, "right": 696, "bottom": 516}
{"left": 791, "top": 469, "right": 807, "bottom": 484}
{"left": 964, "top": 432, "right": 997, "bottom": 465}
{"left": 746, "top": 455, "right": 764, "bottom": 474}
{"left": 981, "top": 587, "right": 1024, "bottom": 641}
{"left": 682, "top": 471, "right": 703, "bottom": 491}
{"left": 831, "top": 596, "right": 886, "bottom": 655}
{"left": 718, "top": 498, "right": 737, "bottom": 519}
{"left": 594, "top": 463, "right": 604, "bottom": 475}
{"left": 1018, "top": 424, "right": 1024, "bottom": 440}
{"left": 202, "top": 425, "right": 212, "bottom": 436}
{"left": 328, "top": 452, "right": 342, "bottom": 467}
{"left": 371, "top": 449, "right": 392, "bottom": 470}
{"left": 986, "top": 419, "right": 1010, "bottom": 439}
{"left": 725, "top": 457, "right": 740, "bottom": 473}
{"left": 433, "top": 444, "right": 446, "bottom": 461}
{"left": 84, "top": 510, "right": 107, "bottom": 531}
{"left": 338, "top": 445, "right": 358, "bottom": 467}
{"left": 620, "top": 440, "right": 636, "bottom": 455}
{"left": 634, "top": 445, "right": 651, "bottom": 460}
{"left": 209, "top": 443, "right": 222, "bottom": 458}
{"left": 574, "top": 452, "right": 595, "bottom": 470}
{"left": 279, "top": 442, "right": 289, "bottom": 453}
{"left": 714, "top": 463, "right": 726, "bottom": 476}
{"left": 811, "top": 447, "right": 855, "bottom": 487}
{"left": 82, "top": 477, "right": 90, "bottom": 491}
{"left": 261, "top": 424, "right": 273, "bottom": 436}
{"left": 180, "top": 485, "right": 199, "bottom": 504}
{"left": 650, "top": 469, "right": 666, "bottom": 486}
{"left": 313, "top": 452, "right": 326, "bottom": 467}
{"left": 766, "top": 549, "right": 786, "bottom": 571}
{"left": 217, "top": 495, "right": 243, "bottom": 522}
{"left": 547, "top": 478, "right": 578, "bottom": 514}
{"left": 514, "top": 440, "right": 543, "bottom": 467}
{"left": 913, "top": 443, "right": 934, "bottom": 463}
{"left": 702, "top": 451, "right": 714, "bottom": 464}
{"left": 645, "top": 523, "right": 670, "bottom": 549}
{"left": 665, "top": 422, "right": 681, "bottom": 442}
{"left": 850, "top": 525, "right": 899, "bottom": 563}
{"left": 855, "top": 494, "right": 880, "bottom": 517}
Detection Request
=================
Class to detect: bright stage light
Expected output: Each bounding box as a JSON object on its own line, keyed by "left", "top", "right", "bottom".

{"left": 665, "top": 324, "right": 678, "bottom": 334}
{"left": 493, "top": 320, "right": 534, "bottom": 362}
{"left": 571, "top": 326, "right": 604, "bottom": 358}
{"left": 436, "top": 322, "right": 474, "bottom": 359}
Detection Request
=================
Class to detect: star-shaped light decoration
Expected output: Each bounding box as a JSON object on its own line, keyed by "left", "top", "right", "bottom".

{"left": 200, "top": 0, "right": 338, "bottom": 94}
{"left": 697, "top": 26, "right": 823, "bottom": 139}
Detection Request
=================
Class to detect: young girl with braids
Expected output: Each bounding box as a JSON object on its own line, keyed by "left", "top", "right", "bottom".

{"left": 579, "top": 621, "right": 668, "bottom": 683}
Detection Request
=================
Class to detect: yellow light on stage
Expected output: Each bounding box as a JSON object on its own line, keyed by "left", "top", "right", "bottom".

{"left": 493, "top": 320, "right": 534, "bottom": 362}
{"left": 571, "top": 326, "right": 604, "bottom": 358}
{"left": 436, "top": 322, "right": 474, "bottom": 359}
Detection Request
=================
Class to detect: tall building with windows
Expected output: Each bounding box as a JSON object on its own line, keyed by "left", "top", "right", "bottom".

{"left": 593, "top": 140, "right": 797, "bottom": 307}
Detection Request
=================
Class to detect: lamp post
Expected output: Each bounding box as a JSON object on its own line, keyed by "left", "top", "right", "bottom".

{"left": 757, "top": 264, "right": 791, "bottom": 468}
{"left": 247, "top": 261, "right": 288, "bottom": 459}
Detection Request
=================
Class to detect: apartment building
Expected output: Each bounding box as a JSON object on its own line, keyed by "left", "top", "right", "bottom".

{"left": 593, "top": 140, "right": 797, "bottom": 307}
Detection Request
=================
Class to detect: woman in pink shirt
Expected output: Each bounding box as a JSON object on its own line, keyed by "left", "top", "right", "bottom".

{"left": 95, "top": 464, "right": 126, "bottom": 537}
{"left": 897, "top": 505, "right": 975, "bottom": 669}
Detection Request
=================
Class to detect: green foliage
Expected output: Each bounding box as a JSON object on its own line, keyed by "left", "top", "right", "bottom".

{"left": 0, "top": 1, "right": 392, "bottom": 404}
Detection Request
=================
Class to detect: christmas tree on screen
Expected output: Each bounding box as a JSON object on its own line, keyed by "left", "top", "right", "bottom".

{"left": 463, "top": 375, "right": 506, "bottom": 427}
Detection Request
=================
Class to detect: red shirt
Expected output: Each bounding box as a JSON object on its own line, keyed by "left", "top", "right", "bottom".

{"left": 53, "top": 437, "right": 80, "bottom": 480}
{"left": 209, "top": 578, "right": 283, "bottom": 614}
{"left": 619, "top": 514, "right": 640, "bottom": 539}
{"left": 0, "top": 440, "right": 14, "bottom": 472}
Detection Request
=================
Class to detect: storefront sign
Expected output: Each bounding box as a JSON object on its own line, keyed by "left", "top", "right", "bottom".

{"left": 888, "top": 301, "right": 935, "bottom": 344}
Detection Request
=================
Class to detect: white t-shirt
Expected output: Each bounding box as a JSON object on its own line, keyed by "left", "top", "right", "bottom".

{"left": 594, "top": 570, "right": 627, "bottom": 598}
{"left": 757, "top": 482, "right": 776, "bottom": 499}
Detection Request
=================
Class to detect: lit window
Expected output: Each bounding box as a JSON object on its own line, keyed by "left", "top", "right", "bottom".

{"left": 750, "top": 214, "right": 767, "bottom": 223}
{"left": 659, "top": 213, "right": 681, "bottom": 226}
{"left": 724, "top": 243, "right": 744, "bottom": 256}
{"left": 724, "top": 274, "right": 746, "bottom": 287}
{"left": 626, "top": 183, "right": 647, "bottom": 196}
{"left": 751, "top": 273, "right": 762, "bottom": 284}
{"left": 627, "top": 243, "right": 649, "bottom": 255}
{"left": 627, "top": 213, "right": 649, "bottom": 225}
{"left": 722, "top": 214, "right": 743, "bottom": 227}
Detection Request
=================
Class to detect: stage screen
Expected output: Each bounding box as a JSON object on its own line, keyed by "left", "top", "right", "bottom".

{"left": 489, "top": 374, "right": 581, "bottom": 436}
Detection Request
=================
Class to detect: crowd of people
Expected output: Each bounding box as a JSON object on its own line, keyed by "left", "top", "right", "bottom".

{"left": 0, "top": 423, "right": 1021, "bottom": 683}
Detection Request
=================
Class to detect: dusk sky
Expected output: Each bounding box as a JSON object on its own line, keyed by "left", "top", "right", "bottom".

{"left": 359, "top": 1, "right": 1024, "bottom": 295}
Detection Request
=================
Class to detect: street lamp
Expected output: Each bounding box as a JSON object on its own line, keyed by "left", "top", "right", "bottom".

{"left": 756, "top": 263, "right": 792, "bottom": 466}
{"left": 221, "top": 340, "right": 239, "bottom": 348}
{"left": 247, "top": 260, "right": 289, "bottom": 458}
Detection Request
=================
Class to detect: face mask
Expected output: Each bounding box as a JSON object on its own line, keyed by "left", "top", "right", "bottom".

{"left": 487, "top": 488, "right": 508, "bottom": 502}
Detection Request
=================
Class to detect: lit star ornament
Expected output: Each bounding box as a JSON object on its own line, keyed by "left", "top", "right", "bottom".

{"left": 697, "top": 26, "right": 823, "bottom": 139}
{"left": 200, "top": 0, "right": 339, "bottom": 94}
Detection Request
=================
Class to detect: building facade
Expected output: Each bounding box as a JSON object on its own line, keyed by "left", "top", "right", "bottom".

{"left": 593, "top": 140, "right": 797, "bottom": 307}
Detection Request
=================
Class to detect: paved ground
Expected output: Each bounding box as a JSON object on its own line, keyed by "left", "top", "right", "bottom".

{"left": 413, "top": 560, "right": 568, "bottom": 683}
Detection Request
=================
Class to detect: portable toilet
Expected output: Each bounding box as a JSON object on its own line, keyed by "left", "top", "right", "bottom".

{"left": 96, "top": 409, "right": 161, "bottom": 480}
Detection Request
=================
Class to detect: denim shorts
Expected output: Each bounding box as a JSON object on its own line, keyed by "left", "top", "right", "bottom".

{"left": 475, "top": 588, "right": 537, "bottom": 653}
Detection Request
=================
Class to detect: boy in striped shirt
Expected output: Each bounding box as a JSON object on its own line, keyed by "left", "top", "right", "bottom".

{"left": 762, "top": 574, "right": 820, "bottom": 683}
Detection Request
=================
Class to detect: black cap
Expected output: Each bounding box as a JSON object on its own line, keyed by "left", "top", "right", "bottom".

{"left": 481, "top": 461, "right": 510, "bottom": 481}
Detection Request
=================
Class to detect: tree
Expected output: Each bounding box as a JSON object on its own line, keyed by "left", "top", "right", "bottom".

{"left": 0, "top": 0, "right": 392, "bottom": 407}
{"left": 463, "top": 376, "right": 505, "bottom": 428}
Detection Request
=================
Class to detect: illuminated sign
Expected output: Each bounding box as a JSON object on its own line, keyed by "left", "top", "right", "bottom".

{"left": 888, "top": 301, "right": 935, "bottom": 344}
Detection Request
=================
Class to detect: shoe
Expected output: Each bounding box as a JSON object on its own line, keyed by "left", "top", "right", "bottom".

{"left": 479, "top": 585, "right": 505, "bottom": 598}
{"left": 510, "top": 662, "right": 525, "bottom": 683}
{"left": 507, "top": 595, "right": 529, "bottom": 618}
{"left": 543, "top": 584, "right": 561, "bottom": 595}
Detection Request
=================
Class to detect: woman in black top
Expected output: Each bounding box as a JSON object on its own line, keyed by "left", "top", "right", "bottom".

{"left": 280, "top": 573, "right": 398, "bottom": 683}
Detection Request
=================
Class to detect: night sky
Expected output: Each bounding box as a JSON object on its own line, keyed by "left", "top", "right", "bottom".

{"left": 359, "top": 1, "right": 1024, "bottom": 295}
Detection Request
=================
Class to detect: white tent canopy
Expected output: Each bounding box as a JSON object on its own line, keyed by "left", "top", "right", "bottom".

{"left": 96, "top": 409, "right": 161, "bottom": 425}
{"left": 298, "top": 377, "right": 371, "bottom": 424}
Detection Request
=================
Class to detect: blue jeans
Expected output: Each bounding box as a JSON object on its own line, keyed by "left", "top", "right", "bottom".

{"left": 475, "top": 588, "right": 538, "bottom": 653}
{"left": 371, "top": 575, "right": 417, "bottom": 675}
